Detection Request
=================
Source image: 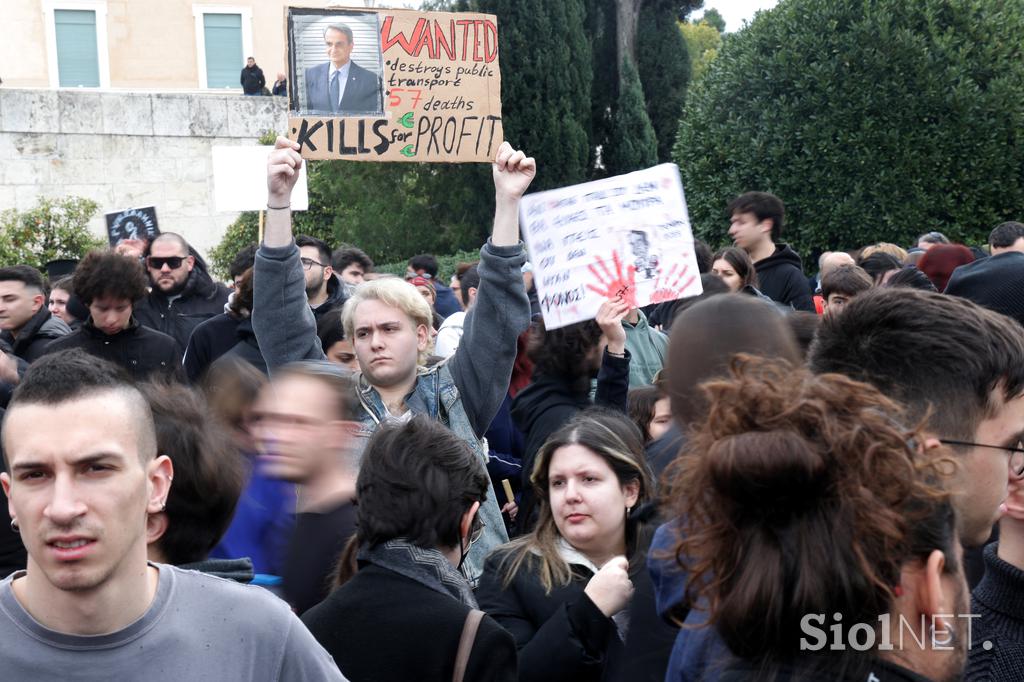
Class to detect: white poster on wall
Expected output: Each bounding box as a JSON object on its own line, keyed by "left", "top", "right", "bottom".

{"left": 212, "top": 146, "right": 310, "bottom": 212}
{"left": 519, "top": 163, "right": 702, "bottom": 330}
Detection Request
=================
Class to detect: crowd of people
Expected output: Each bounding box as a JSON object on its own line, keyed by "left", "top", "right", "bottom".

{"left": 0, "top": 135, "right": 1022, "bottom": 681}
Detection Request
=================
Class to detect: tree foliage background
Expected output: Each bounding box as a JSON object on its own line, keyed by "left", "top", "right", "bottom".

{"left": 675, "top": 0, "right": 1024, "bottom": 255}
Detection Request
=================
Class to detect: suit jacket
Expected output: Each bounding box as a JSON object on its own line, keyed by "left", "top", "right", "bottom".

{"left": 305, "top": 61, "right": 381, "bottom": 114}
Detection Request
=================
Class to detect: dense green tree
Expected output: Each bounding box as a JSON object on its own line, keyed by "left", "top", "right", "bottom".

{"left": 675, "top": 0, "right": 1024, "bottom": 255}
{"left": 604, "top": 57, "right": 659, "bottom": 174}
{"left": 679, "top": 19, "right": 721, "bottom": 80}
{"left": 0, "top": 196, "right": 105, "bottom": 271}
{"left": 700, "top": 7, "right": 725, "bottom": 32}
{"left": 637, "top": 0, "right": 691, "bottom": 161}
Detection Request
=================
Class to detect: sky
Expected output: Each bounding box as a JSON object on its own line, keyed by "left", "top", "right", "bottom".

{"left": 693, "top": 0, "right": 780, "bottom": 32}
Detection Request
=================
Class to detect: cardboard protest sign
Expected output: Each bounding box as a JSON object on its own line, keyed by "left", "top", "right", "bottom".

{"left": 211, "top": 146, "right": 309, "bottom": 212}
{"left": 287, "top": 7, "right": 502, "bottom": 163}
{"left": 520, "top": 164, "right": 703, "bottom": 330}
{"left": 105, "top": 206, "right": 160, "bottom": 247}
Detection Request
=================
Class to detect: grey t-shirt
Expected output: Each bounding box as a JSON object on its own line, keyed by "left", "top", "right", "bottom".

{"left": 0, "top": 563, "right": 347, "bottom": 681}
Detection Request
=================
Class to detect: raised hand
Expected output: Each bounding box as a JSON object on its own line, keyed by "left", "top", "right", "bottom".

{"left": 492, "top": 142, "right": 536, "bottom": 202}
{"left": 267, "top": 136, "right": 303, "bottom": 206}
{"left": 594, "top": 296, "right": 630, "bottom": 355}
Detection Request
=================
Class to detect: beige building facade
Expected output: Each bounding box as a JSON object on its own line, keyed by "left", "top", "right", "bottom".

{"left": 3, "top": 0, "right": 358, "bottom": 90}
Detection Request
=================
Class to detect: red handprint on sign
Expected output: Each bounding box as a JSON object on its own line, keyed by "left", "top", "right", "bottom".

{"left": 649, "top": 263, "right": 696, "bottom": 304}
{"left": 586, "top": 251, "right": 638, "bottom": 308}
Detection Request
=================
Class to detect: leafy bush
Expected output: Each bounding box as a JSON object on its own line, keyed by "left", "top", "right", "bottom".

{"left": 0, "top": 196, "right": 106, "bottom": 272}
{"left": 675, "top": 0, "right": 1024, "bottom": 256}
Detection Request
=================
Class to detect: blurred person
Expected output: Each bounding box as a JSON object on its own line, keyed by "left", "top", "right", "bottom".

{"left": 296, "top": 235, "right": 347, "bottom": 320}
{"left": 303, "top": 417, "right": 516, "bottom": 681}
{"left": 858, "top": 251, "right": 903, "bottom": 285}
{"left": 512, "top": 297, "right": 632, "bottom": 533}
{"left": 435, "top": 264, "right": 479, "bottom": 358}
{"left": 621, "top": 304, "right": 669, "bottom": 388}
{"left": 885, "top": 267, "right": 938, "bottom": 292}
{"left": 203, "top": 359, "right": 295, "bottom": 578}
{"left": 316, "top": 307, "right": 358, "bottom": 372}
{"left": 228, "top": 244, "right": 257, "bottom": 289}
{"left": 43, "top": 251, "right": 180, "bottom": 381}
{"left": 0, "top": 266, "right": 70, "bottom": 363}
{"left": 918, "top": 230, "right": 951, "bottom": 250}
{"left": 46, "top": 276, "right": 79, "bottom": 328}
{"left": 271, "top": 72, "right": 287, "bottom": 97}
{"left": 627, "top": 385, "right": 671, "bottom": 445}
{"left": 0, "top": 351, "right": 345, "bottom": 680}
{"left": 861, "top": 242, "right": 909, "bottom": 263}
{"left": 134, "top": 233, "right": 230, "bottom": 352}
{"left": 820, "top": 264, "right": 873, "bottom": 317}
{"left": 478, "top": 409, "right": 676, "bottom": 682}
{"left": 407, "top": 253, "right": 461, "bottom": 317}
{"left": 240, "top": 56, "right": 265, "bottom": 96}
{"left": 945, "top": 240, "right": 1024, "bottom": 328}
{"left": 726, "top": 191, "right": 813, "bottom": 311}
{"left": 785, "top": 310, "right": 821, "bottom": 358}
{"left": 253, "top": 138, "right": 535, "bottom": 582}
{"left": 141, "top": 380, "right": 250, "bottom": 582}
{"left": 250, "top": 362, "right": 361, "bottom": 615}
{"left": 667, "top": 357, "right": 965, "bottom": 681}
{"left": 648, "top": 274, "right": 730, "bottom": 332}
{"left": 987, "top": 221, "right": 1024, "bottom": 255}
{"left": 409, "top": 275, "right": 444, "bottom": 330}
{"left": 918, "top": 243, "right": 974, "bottom": 292}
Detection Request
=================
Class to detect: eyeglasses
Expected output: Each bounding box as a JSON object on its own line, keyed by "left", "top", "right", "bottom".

{"left": 939, "top": 439, "right": 1024, "bottom": 477}
{"left": 300, "top": 257, "right": 325, "bottom": 270}
{"left": 147, "top": 256, "right": 185, "bottom": 270}
{"left": 468, "top": 517, "right": 486, "bottom": 547}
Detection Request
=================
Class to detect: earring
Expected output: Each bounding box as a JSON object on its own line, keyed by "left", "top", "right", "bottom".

{"left": 10, "top": 519, "right": 19, "bottom": 533}
{"left": 626, "top": 506, "right": 632, "bottom": 517}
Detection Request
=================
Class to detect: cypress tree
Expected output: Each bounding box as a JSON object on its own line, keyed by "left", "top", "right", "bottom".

{"left": 637, "top": 0, "right": 691, "bottom": 162}
{"left": 604, "top": 57, "right": 658, "bottom": 174}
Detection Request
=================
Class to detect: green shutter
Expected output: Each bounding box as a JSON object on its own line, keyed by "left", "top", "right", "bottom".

{"left": 203, "top": 13, "right": 243, "bottom": 89}
{"left": 54, "top": 9, "right": 100, "bottom": 87}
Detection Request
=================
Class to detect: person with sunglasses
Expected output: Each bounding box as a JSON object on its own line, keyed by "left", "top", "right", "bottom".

{"left": 134, "top": 233, "right": 230, "bottom": 353}
{"left": 303, "top": 416, "right": 516, "bottom": 682}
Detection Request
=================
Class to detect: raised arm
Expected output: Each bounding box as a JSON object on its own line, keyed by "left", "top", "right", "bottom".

{"left": 449, "top": 143, "right": 535, "bottom": 436}
{"left": 251, "top": 137, "right": 327, "bottom": 371}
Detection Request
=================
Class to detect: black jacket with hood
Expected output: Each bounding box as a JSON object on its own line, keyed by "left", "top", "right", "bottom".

{"left": 754, "top": 245, "right": 814, "bottom": 312}
{"left": 43, "top": 316, "right": 182, "bottom": 381}
{"left": 134, "top": 254, "right": 230, "bottom": 353}
{"left": 0, "top": 307, "right": 71, "bottom": 363}
{"left": 311, "top": 274, "right": 348, "bottom": 322}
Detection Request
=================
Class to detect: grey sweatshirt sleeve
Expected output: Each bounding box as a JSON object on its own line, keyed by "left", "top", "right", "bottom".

{"left": 448, "top": 239, "right": 530, "bottom": 437}
{"left": 252, "top": 241, "right": 327, "bottom": 371}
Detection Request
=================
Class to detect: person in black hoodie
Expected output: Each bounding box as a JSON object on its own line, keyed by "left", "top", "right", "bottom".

{"left": 0, "top": 266, "right": 71, "bottom": 362}
{"left": 42, "top": 250, "right": 181, "bottom": 381}
{"left": 511, "top": 297, "right": 632, "bottom": 534}
{"left": 726, "top": 191, "right": 814, "bottom": 311}
{"left": 134, "top": 233, "right": 230, "bottom": 353}
{"left": 240, "top": 57, "right": 265, "bottom": 95}
{"left": 182, "top": 267, "right": 265, "bottom": 382}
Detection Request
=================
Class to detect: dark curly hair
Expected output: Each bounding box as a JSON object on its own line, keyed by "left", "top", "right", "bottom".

{"left": 73, "top": 249, "right": 149, "bottom": 305}
{"left": 666, "top": 356, "right": 958, "bottom": 680}
{"left": 526, "top": 318, "right": 603, "bottom": 395}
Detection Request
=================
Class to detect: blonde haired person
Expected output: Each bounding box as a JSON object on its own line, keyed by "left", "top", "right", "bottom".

{"left": 860, "top": 242, "right": 909, "bottom": 263}
{"left": 477, "top": 408, "right": 676, "bottom": 682}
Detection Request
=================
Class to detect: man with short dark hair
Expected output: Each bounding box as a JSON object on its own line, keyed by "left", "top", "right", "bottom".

{"left": 810, "top": 287, "right": 1024, "bottom": 549}
{"left": 305, "top": 23, "right": 381, "bottom": 114}
{"left": 133, "top": 233, "right": 230, "bottom": 352}
{"left": 296, "top": 235, "right": 346, "bottom": 320}
{"left": 988, "top": 221, "right": 1024, "bottom": 256}
{"left": 331, "top": 246, "right": 373, "bottom": 287}
{"left": 0, "top": 351, "right": 346, "bottom": 680}
{"left": 726, "top": 192, "right": 813, "bottom": 311}
{"left": 407, "top": 253, "right": 461, "bottom": 317}
{"left": 945, "top": 222, "right": 1024, "bottom": 327}
{"left": 0, "top": 266, "right": 70, "bottom": 363}
{"left": 240, "top": 56, "right": 265, "bottom": 96}
{"left": 819, "top": 264, "right": 872, "bottom": 317}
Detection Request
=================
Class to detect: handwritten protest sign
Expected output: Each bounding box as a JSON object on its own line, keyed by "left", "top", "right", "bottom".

{"left": 286, "top": 7, "right": 502, "bottom": 163}
{"left": 105, "top": 206, "right": 159, "bottom": 247}
{"left": 520, "top": 164, "right": 703, "bottom": 330}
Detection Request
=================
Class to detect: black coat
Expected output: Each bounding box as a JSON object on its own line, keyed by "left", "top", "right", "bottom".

{"left": 183, "top": 313, "right": 266, "bottom": 382}
{"left": 240, "top": 64, "right": 265, "bottom": 94}
{"left": 43, "top": 317, "right": 182, "bottom": 381}
{"left": 754, "top": 244, "right": 814, "bottom": 312}
{"left": 134, "top": 264, "right": 230, "bottom": 353}
{"left": 476, "top": 527, "right": 676, "bottom": 682}
{"left": 0, "top": 307, "right": 70, "bottom": 363}
{"left": 302, "top": 564, "right": 517, "bottom": 682}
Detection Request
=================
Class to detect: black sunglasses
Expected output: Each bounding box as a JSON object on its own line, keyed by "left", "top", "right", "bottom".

{"left": 147, "top": 256, "right": 185, "bottom": 270}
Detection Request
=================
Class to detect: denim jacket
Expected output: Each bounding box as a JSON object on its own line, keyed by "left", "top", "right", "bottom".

{"left": 253, "top": 238, "right": 531, "bottom": 584}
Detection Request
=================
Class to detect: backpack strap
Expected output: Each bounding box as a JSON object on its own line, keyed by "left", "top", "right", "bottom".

{"left": 452, "top": 609, "right": 485, "bottom": 682}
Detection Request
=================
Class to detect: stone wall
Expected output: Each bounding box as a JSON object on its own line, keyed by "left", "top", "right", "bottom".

{"left": 0, "top": 88, "right": 288, "bottom": 258}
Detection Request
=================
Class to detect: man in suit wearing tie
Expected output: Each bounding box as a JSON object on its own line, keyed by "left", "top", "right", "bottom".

{"left": 305, "top": 23, "right": 382, "bottom": 115}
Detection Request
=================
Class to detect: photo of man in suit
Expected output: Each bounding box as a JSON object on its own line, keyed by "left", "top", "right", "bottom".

{"left": 305, "top": 23, "right": 382, "bottom": 115}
